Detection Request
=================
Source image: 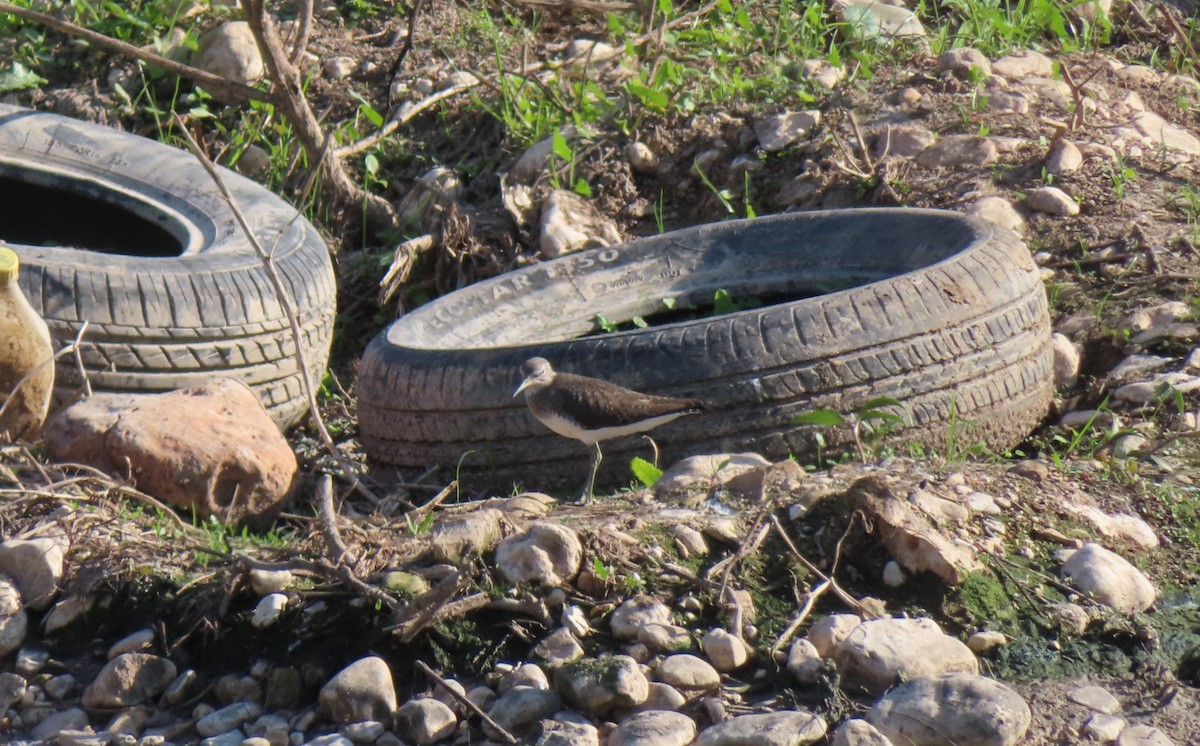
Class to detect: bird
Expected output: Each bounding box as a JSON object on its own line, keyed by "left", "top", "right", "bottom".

{"left": 513, "top": 356, "right": 708, "bottom": 503}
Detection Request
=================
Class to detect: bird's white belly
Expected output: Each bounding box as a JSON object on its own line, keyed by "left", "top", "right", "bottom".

{"left": 534, "top": 410, "right": 689, "bottom": 445}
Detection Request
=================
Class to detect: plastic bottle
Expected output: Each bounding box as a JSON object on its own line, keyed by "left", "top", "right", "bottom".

{"left": 0, "top": 246, "right": 55, "bottom": 442}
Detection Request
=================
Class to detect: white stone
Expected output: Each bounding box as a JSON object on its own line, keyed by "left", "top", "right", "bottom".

{"left": 834, "top": 617, "right": 978, "bottom": 694}
{"left": 1047, "top": 139, "right": 1084, "bottom": 175}
{"left": 609, "top": 710, "right": 696, "bottom": 746}
{"left": 694, "top": 710, "right": 826, "bottom": 746}
{"left": 1069, "top": 684, "right": 1120, "bottom": 713}
{"left": 807, "top": 613, "right": 862, "bottom": 658}
{"left": 965, "top": 196, "right": 1025, "bottom": 234}
{"left": 1084, "top": 713, "right": 1125, "bottom": 741}
{"left": 868, "top": 673, "right": 1030, "bottom": 746}
{"left": 610, "top": 596, "right": 672, "bottom": 640}
{"left": 249, "top": 569, "right": 293, "bottom": 595}
{"left": 193, "top": 21, "right": 264, "bottom": 86}
{"left": 322, "top": 56, "right": 355, "bottom": 80}
{"left": 786, "top": 639, "right": 824, "bottom": 684}
{"left": 754, "top": 111, "right": 821, "bottom": 152}
{"left": 318, "top": 657, "right": 397, "bottom": 724}
{"left": 1117, "top": 725, "right": 1175, "bottom": 745}
{"left": 834, "top": 0, "right": 927, "bottom": 42}
{"left": 657, "top": 654, "right": 720, "bottom": 690}
{"left": 831, "top": 718, "right": 894, "bottom": 746}
{"left": 485, "top": 686, "right": 563, "bottom": 739}
{"left": 1061, "top": 543, "right": 1157, "bottom": 613}
{"left": 991, "top": 50, "right": 1053, "bottom": 79}
{"left": 1061, "top": 502, "right": 1158, "bottom": 549}
{"left": 881, "top": 561, "right": 907, "bottom": 587}
{"left": 395, "top": 698, "right": 457, "bottom": 745}
{"left": 625, "top": 142, "right": 659, "bottom": 174}
{"left": 108, "top": 628, "right": 155, "bottom": 659}
{"left": 1028, "top": 186, "right": 1080, "bottom": 216}
{"left": 873, "top": 124, "right": 936, "bottom": 159}
{"left": 0, "top": 537, "right": 65, "bottom": 610}
{"left": 917, "top": 135, "right": 998, "bottom": 168}
{"left": 0, "top": 578, "right": 27, "bottom": 658}
{"left": 1052, "top": 333, "right": 1081, "bottom": 388}
{"left": 252, "top": 593, "right": 288, "bottom": 628}
{"left": 197, "top": 702, "right": 261, "bottom": 737}
{"left": 1132, "top": 110, "right": 1200, "bottom": 155}
{"left": 937, "top": 48, "right": 991, "bottom": 78}
{"left": 966, "top": 630, "right": 1007, "bottom": 653}
{"left": 496, "top": 522, "right": 582, "bottom": 586}
{"left": 701, "top": 629, "right": 749, "bottom": 672}
{"left": 538, "top": 190, "right": 621, "bottom": 259}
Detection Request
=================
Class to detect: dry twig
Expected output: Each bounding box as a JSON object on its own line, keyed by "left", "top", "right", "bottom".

{"left": 415, "top": 660, "right": 518, "bottom": 744}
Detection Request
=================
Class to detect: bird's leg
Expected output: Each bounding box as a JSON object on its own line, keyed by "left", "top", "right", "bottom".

{"left": 641, "top": 435, "right": 660, "bottom": 468}
{"left": 579, "top": 442, "right": 603, "bottom": 505}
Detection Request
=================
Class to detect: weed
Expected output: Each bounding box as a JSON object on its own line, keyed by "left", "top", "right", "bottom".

{"left": 1104, "top": 156, "right": 1137, "bottom": 200}
{"left": 630, "top": 456, "right": 663, "bottom": 488}
{"left": 793, "top": 397, "right": 910, "bottom": 463}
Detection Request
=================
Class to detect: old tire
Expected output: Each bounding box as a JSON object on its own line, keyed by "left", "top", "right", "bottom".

{"left": 358, "top": 208, "right": 1052, "bottom": 488}
{"left": 0, "top": 104, "right": 335, "bottom": 428}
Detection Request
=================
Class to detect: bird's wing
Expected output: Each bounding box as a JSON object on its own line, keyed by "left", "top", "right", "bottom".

{"left": 548, "top": 373, "right": 701, "bottom": 430}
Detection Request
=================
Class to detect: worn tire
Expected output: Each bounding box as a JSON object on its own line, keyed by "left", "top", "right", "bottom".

{"left": 359, "top": 208, "right": 1052, "bottom": 488}
{"left": 0, "top": 104, "right": 335, "bottom": 428}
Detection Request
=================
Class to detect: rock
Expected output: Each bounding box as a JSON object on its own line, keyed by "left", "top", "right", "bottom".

{"left": 1061, "top": 543, "right": 1157, "bottom": 613}
{"left": 1046, "top": 140, "right": 1083, "bottom": 175}
{"left": 554, "top": 655, "right": 648, "bottom": 713}
{"left": 536, "top": 718, "right": 599, "bottom": 746}
{"left": 265, "top": 668, "right": 300, "bottom": 710}
{"left": 937, "top": 48, "right": 991, "bottom": 79}
{"left": 873, "top": 124, "right": 937, "bottom": 159}
{"left": 511, "top": 130, "right": 573, "bottom": 182}
{"left": 834, "top": 0, "right": 927, "bottom": 42}
{"left": 251, "top": 593, "right": 287, "bottom": 628}
{"left": 835, "top": 617, "right": 979, "bottom": 695}
{"left": 196, "top": 702, "right": 261, "bottom": 737}
{"left": 318, "top": 656, "right": 397, "bottom": 724}
{"left": 340, "top": 720, "right": 386, "bottom": 743}
{"left": 43, "top": 594, "right": 95, "bottom": 635}
{"left": 213, "top": 673, "right": 261, "bottom": 705}
{"left": 1082, "top": 713, "right": 1125, "bottom": 741}
{"left": 441, "top": 70, "right": 479, "bottom": 89}
{"left": 701, "top": 629, "right": 749, "bottom": 671}
{"left": 626, "top": 142, "right": 659, "bottom": 174}
{"left": 1116, "top": 724, "right": 1174, "bottom": 745}
{"left": 485, "top": 686, "right": 563, "bottom": 739}
{"left": 565, "top": 38, "right": 620, "bottom": 62}
{"left": 0, "top": 537, "right": 66, "bottom": 610}
{"left": 56, "top": 730, "right": 112, "bottom": 746}
{"left": 535, "top": 628, "right": 585, "bottom": 668}
{"left": 322, "top": 56, "right": 355, "bottom": 80}
{"left": 610, "top": 596, "right": 672, "bottom": 640}
{"left": 539, "top": 190, "right": 621, "bottom": 259}
{"left": 654, "top": 453, "right": 771, "bottom": 497}
{"left": 965, "top": 197, "right": 1025, "bottom": 234}
{"left": 966, "top": 631, "right": 1007, "bottom": 654}
{"left": 500, "top": 663, "right": 550, "bottom": 693}
{"left": 908, "top": 488, "right": 969, "bottom": 526}
{"left": 807, "top": 614, "right": 862, "bottom": 658}
{"left": 160, "top": 668, "right": 202, "bottom": 706}
{"left": 868, "top": 673, "right": 1030, "bottom": 746}
{"left": 44, "top": 673, "right": 75, "bottom": 700}
{"left": 786, "top": 639, "right": 824, "bottom": 684}
{"left": 704, "top": 517, "right": 744, "bottom": 546}
{"left": 396, "top": 698, "right": 458, "bottom": 745}
{"left": 916, "top": 136, "right": 997, "bottom": 168}
{"left": 643, "top": 681, "right": 687, "bottom": 709}
{"left": 831, "top": 719, "right": 894, "bottom": 746}
{"left": 44, "top": 380, "right": 296, "bottom": 528}
{"left": 397, "top": 167, "right": 461, "bottom": 228}
{"left": 1061, "top": 503, "right": 1158, "bottom": 549}
{"left": 991, "top": 50, "right": 1053, "bottom": 79}
{"left": 1048, "top": 602, "right": 1092, "bottom": 634}
{"left": 637, "top": 623, "right": 692, "bottom": 653}
{"left": 561, "top": 604, "right": 591, "bottom": 638}
{"left": 31, "top": 707, "right": 89, "bottom": 740}
{"left": 669, "top": 525, "right": 708, "bottom": 557}
{"left": 855, "top": 478, "right": 982, "bottom": 585}
{"left": 249, "top": 569, "right": 293, "bottom": 595}
{"left": 1068, "top": 684, "right": 1120, "bottom": 713}
{"left": 108, "top": 628, "right": 155, "bottom": 658}
{"left": 657, "top": 654, "right": 720, "bottom": 690}
{"left": 82, "top": 653, "right": 177, "bottom": 709}
{"left": 800, "top": 59, "right": 846, "bottom": 90}
{"left": 496, "top": 522, "right": 582, "bottom": 586}
{"left": 754, "top": 111, "right": 820, "bottom": 152}
{"left": 1131, "top": 110, "right": 1200, "bottom": 155}
{"left": 1027, "top": 186, "right": 1079, "bottom": 216}
{"left": 193, "top": 21, "right": 264, "bottom": 88}
{"left": 609, "top": 710, "right": 697, "bottom": 746}
{"left": 694, "top": 710, "right": 827, "bottom": 746}
{"left": 1052, "top": 333, "right": 1081, "bottom": 388}
{"left": 17, "top": 645, "right": 49, "bottom": 674}
{"left": 430, "top": 508, "right": 505, "bottom": 563}
{"left": 0, "top": 577, "right": 27, "bottom": 657}
{"left": 963, "top": 492, "right": 1001, "bottom": 514}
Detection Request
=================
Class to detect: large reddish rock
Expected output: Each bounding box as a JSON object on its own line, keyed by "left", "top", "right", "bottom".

{"left": 45, "top": 379, "right": 296, "bottom": 527}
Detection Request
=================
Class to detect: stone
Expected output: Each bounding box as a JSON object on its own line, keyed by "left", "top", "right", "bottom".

{"left": 0, "top": 537, "right": 66, "bottom": 610}
{"left": 873, "top": 124, "right": 937, "bottom": 159}
{"left": 485, "top": 686, "right": 563, "bottom": 739}
{"left": 754, "top": 111, "right": 821, "bottom": 152}
{"left": 430, "top": 508, "right": 505, "bottom": 563}
{"left": 834, "top": 0, "right": 927, "bottom": 42}
{"left": 561, "top": 604, "right": 591, "bottom": 637}
{"left": 397, "top": 166, "right": 461, "bottom": 229}
{"left": 1049, "top": 602, "right": 1091, "bottom": 634}
{"left": 193, "top": 21, "right": 264, "bottom": 88}
{"left": 554, "top": 655, "right": 648, "bottom": 713}
{"left": 82, "top": 654, "right": 177, "bottom": 709}
{"left": 536, "top": 718, "right": 599, "bottom": 746}
{"left": 800, "top": 59, "right": 846, "bottom": 90}
{"left": 609, "top": 710, "right": 697, "bottom": 746}
{"left": 44, "top": 673, "right": 75, "bottom": 700}
{"left": 937, "top": 48, "right": 991, "bottom": 79}
{"left": 1132, "top": 111, "right": 1200, "bottom": 155}
{"left": 539, "top": 190, "right": 621, "bottom": 259}
{"left": 160, "top": 668, "right": 202, "bottom": 706}
{"left": 963, "top": 492, "right": 1001, "bottom": 514}
{"left": 1046, "top": 140, "right": 1083, "bottom": 175}
{"left": 965, "top": 197, "right": 1025, "bottom": 234}
{"left": 31, "top": 707, "right": 89, "bottom": 740}
{"left": 1084, "top": 713, "right": 1125, "bottom": 741}
{"left": 1068, "top": 684, "right": 1120, "bottom": 713}
{"left": 916, "top": 136, "right": 997, "bottom": 168}
{"left": 56, "top": 731, "right": 112, "bottom": 746}
{"left": 0, "top": 577, "right": 27, "bottom": 657}
{"left": 196, "top": 702, "right": 261, "bottom": 737}
{"left": 966, "top": 631, "right": 1007, "bottom": 654}
{"left": 43, "top": 594, "right": 96, "bottom": 635}
{"left": 340, "top": 720, "right": 386, "bottom": 743}
{"left": 1116, "top": 725, "right": 1174, "bottom": 745}
{"left": 1061, "top": 503, "right": 1158, "bottom": 549}
{"left": 535, "top": 627, "right": 584, "bottom": 667}
{"left": 264, "top": 667, "right": 301, "bottom": 711}
{"left": 908, "top": 488, "right": 969, "bottom": 526}
{"left": 1052, "top": 333, "right": 1081, "bottom": 389}
{"left": 637, "top": 623, "right": 691, "bottom": 653}
{"left": 1028, "top": 186, "right": 1079, "bottom": 216}
{"left": 657, "top": 654, "right": 720, "bottom": 690}
{"left": 834, "top": 617, "right": 978, "bottom": 695}
{"left": 669, "top": 525, "right": 708, "bottom": 557}
{"left": 807, "top": 614, "right": 862, "bottom": 658}
{"left": 626, "top": 142, "right": 659, "bottom": 174}
{"left": 396, "top": 698, "right": 457, "bottom": 745}
{"left": 868, "top": 673, "right": 1030, "bottom": 746}
{"left": 44, "top": 380, "right": 297, "bottom": 528}
{"left": 496, "top": 522, "right": 582, "bottom": 586}
{"left": 250, "top": 568, "right": 293, "bottom": 595}
{"left": 701, "top": 629, "right": 749, "bottom": 671}
{"left": 694, "top": 710, "right": 826, "bottom": 746}
{"left": 610, "top": 596, "right": 673, "bottom": 640}
{"left": 991, "top": 50, "right": 1053, "bottom": 79}
{"left": 108, "top": 628, "right": 155, "bottom": 659}
{"left": 1060, "top": 543, "right": 1157, "bottom": 613}
{"left": 322, "top": 56, "right": 355, "bottom": 80}
{"left": 654, "top": 453, "right": 772, "bottom": 497}
{"left": 786, "top": 639, "right": 824, "bottom": 684}
{"left": 831, "top": 718, "right": 894, "bottom": 746}
{"left": 500, "top": 663, "right": 550, "bottom": 693}
{"left": 643, "top": 681, "right": 687, "bottom": 709}
{"left": 213, "top": 673, "right": 261, "bottom": 704}
{"left": 565, "top": 38, "right": 620, "bottom": 62}
{"left": 318, "top": 656, "right": 397, "bottom": 724}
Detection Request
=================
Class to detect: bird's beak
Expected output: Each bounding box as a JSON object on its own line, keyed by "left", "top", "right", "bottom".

{"left": 513, "top": 376, "right": 532, "bottom": 398}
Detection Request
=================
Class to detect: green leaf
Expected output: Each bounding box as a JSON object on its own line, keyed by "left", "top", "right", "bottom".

{"left": 626, "top": 81, "right": 668, "bottom": 112}
{"left": 657, "top": 0, "right": 673, "bottom": 16}
{"left": 552, "top": 130, "right": 573, "bottom": 161}
{"left": 364, "top": 153, "right": 380, "bottom": 176}
{"left": 713, "top": 288, "right": 738, "bottom": 315}
{"left": 662, "top": 297, "right": 677, "bottom": 310}
{"left": 793, "top": 409, "right": 845, "bottom": 426}
{"left": 630, "top": 457, "right": 663, "bottom": 487}
{"left": 594, "top": 314, "right": 618, "bottom": 333}
{"left": 0, "top": 62, "right": 47, "bottom": 93}
{"left": 859, "top": 396, "right": 904, "bottom": 411}
{"left": 573, "top": 177, "right": 592, "bottom": 197}
{"left": 632, "top": 315, "right": 648, "bottom": 328}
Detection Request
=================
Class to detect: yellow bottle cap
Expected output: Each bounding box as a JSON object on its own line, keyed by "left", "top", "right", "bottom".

{"left": 0, "top": 247, "right": 18, "bottom": 282}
